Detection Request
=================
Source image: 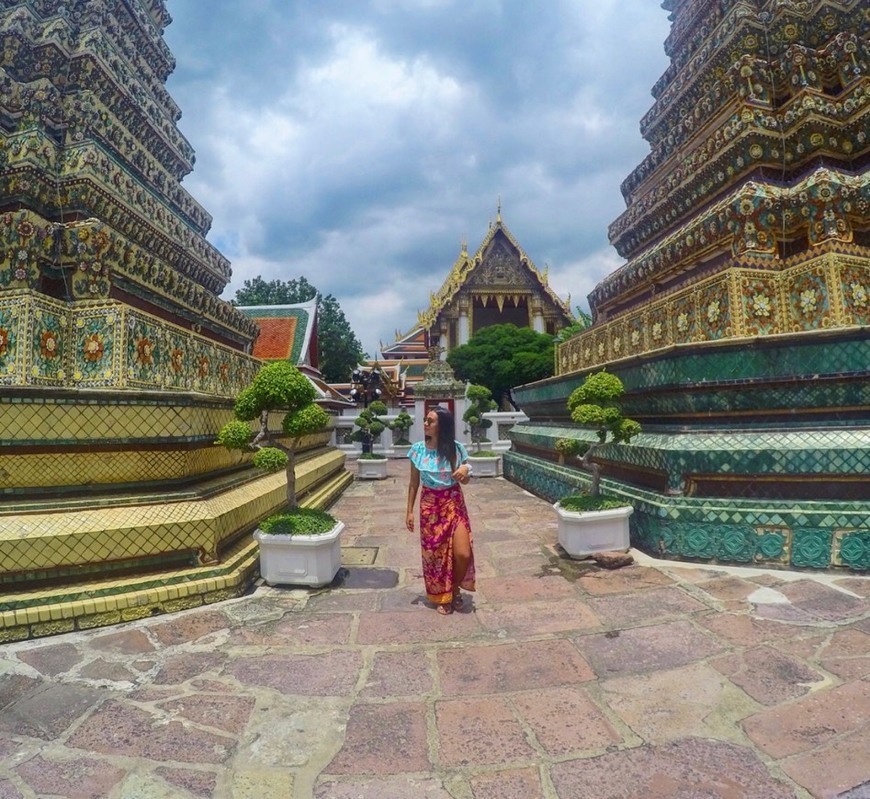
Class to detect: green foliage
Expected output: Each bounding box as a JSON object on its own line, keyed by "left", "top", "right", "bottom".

{"left": 564, "top": 370, "right": 640, "bottom": 499}
{"left": 555, "top": 438, "right": 587, "bottom": 458}
{"left": 283, "top": 403, "right": 330, "bottom": 438}
{"left": 468, "top": 450, "right": 499, "bottom": 458}
{"left": 567, "top": 370, "right": 639, "bottom": 445}
{"left": 217, "top": 420, "right": 253, "bottom": 450}
{"left": 352, "top": 402, "right": 389, "bottom": 448}
{"left": 233, "top": 361, "right": 316, "bottom": 422}
{"left": 252, "top": 447, "right": 289, "bottom": 472}
{"left": 358, "top": 452, "right": 388, "bottom": 460}
{"left": 234, "top": 276, "right": 365, "bottom": 382}
{"left": 558, "top": 494, "right": 628, "bottom": 512}
{"left": 217, "top": 359, "right": 330, "bottom": 510}
{"left": 555, "top": 307, "right": 593, "bottom": 344}
{"left": 463, "top": 384, "right": 497, "bottom": 448}
{"left": 448, "top": 324, "right": 554, "bottom": 407}
{"left": 392, "top": 409, "right": 413, "bottom": 444}
{"left": 260, "top": 507, "right": 337, "bottom": 536}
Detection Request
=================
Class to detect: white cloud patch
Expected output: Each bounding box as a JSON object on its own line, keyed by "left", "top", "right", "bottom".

{"left": 165, "top": 0, "right": 672, "bottom": 356}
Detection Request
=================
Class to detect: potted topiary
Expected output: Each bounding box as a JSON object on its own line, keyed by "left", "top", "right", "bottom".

{"left": 352, "top": 400, "right": 389, "bottom": 478}
{"left": 554, "top": 370, "right": 641, "bottom": 558}
{"left": 217, "top": 361, "right": 344, "bottom": 586}
{"left": 391, "top": 408, "right": 414, "bottom": 458}
{"left": 554, "top": 437, "right": 584, "bottom": 465}
{"left": 463, "top": 384, "right": 501, "bottom": 477}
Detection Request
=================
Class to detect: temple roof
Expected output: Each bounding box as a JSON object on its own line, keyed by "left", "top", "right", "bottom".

{"left": 237, "top": 299, "right": 317, "bottom": 367}
{"left": 417, "top": 213, "right": 573, "bottom": 329}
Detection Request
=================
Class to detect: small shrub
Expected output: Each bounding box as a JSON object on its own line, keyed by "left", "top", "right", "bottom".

{"left": 352, "top": 400, "right": 389, "bottom": 452}
{"left": 260, "top": 507, "right": 337, "bottom": 536}
{"left": 358, "top": 452, "right": 387, "bottom": 460}
{"left": 468, "top": 450, "right": 499, "bottom": 458}
{"left": 252, "top": 447, "right": 289, "bottom": 473}
{"left": 392, "top": 409, "right": 413, "bottom": 445}
{"left": 564, "top": 370, "right": 640, "bottom": 498}
{"left": 554, "top": 438, "right": 587, "bottom": 459}
{"left": 558, "top": 494, "right": 628, "bottom": 512}
{"left": 463, "top": 384, "right": 497, "bottom": 452}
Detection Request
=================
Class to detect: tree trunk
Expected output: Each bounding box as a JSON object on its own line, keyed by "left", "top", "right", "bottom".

{"left": 286, "top": 450, "right": 297, "bottom": 509}
{"left": 579, "top": 445, "right": 602, "bottom": 498}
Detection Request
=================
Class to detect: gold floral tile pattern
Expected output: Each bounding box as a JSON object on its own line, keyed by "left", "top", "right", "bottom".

{"left": 0, "top": 291, "right": 258, "bottom": 397}
{"left": 557, "top": 251, "right": 869, "bottom": 375}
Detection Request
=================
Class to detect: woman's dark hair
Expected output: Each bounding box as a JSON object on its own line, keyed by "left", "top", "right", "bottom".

{"left": 432, "top": 406, "right": 458, "bottom": 469}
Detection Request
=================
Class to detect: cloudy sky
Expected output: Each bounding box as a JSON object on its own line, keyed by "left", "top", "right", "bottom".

{"left": 163, "top": 1, "right": 672, "bottom": 357}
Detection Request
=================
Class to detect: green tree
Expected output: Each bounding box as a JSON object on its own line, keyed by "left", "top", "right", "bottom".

{"left": 566, "top": 370, "right": 641, "bottom": 498}
{"left": 462, "top": 384, "right": 497, "bottom": 452}
{"left": 447, "top": 324, "right": 554, "bottom": 408}
{"left": 351, "top": 399, "right": 389, "bottom": 455}
{"left": 216, "top": 361, "right": 330, "bottom": 509}
{"left": 234, "top": 276, "right": 365, "bottom": 383}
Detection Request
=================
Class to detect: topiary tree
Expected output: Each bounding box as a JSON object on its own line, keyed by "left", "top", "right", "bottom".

{"left": 566, "top": 370, "right": 641, "bottom": 498}
{"left": 217, "top": 361, "right": 330, "bottom": 510}
{"left": 392, "top": 409, "right": 413, "bottom": 445}
{"left": 351, "top": 399, "right": 389, "bottom": 455}
{"left": 554, "top": 437, "right": 586, "bottom": 465}
{"left": 463, "top": 384, "right": 497, "bottom": 452}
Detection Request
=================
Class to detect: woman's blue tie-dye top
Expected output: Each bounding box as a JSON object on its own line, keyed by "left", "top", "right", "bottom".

{"left": 409, "top": 440, "right": 469, "bottom": 488}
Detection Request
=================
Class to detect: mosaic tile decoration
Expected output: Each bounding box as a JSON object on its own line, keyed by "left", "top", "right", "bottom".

{"left": 510, "top": 423, "right": 870, "bottom": 496}
{"left": 504, "top": 451, "right": 870, "bottom": 572}
{"left": 0, "top": 448, "right": 348, "bottom": 584}
{"left": 0, "top": 290, "right": 259, "bottom": 398}
{"left": 557, "top": 249, "right": 869, "bottom": 375}
{"left": 522, "top": 329, "right": 870, "bottom": 420}
{"left": 237, "top": 305, "right": 309, "bottom": 364}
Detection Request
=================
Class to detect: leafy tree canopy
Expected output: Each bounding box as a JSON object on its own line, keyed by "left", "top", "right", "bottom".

{"left": 216, "top": 360, "right": 330, "bottom": 509}
{"left": 234, "top": 276, "right": 365, "bottom": 383}
{"left": 447, "top": 324, "right": 554, "bottom": 408}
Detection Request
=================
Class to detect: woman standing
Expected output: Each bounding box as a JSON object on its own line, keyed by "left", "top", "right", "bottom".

{"left": 405, "top": 406, "right": 475, "bottom": 615}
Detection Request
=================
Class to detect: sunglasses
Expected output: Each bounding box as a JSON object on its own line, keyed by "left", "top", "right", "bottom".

{"left": 424, "top": 417, "right": 437, "bottom": 425}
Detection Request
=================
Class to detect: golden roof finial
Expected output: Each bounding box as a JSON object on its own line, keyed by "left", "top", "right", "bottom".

{"left": 497, "top": 196, "right": 501, "bottom": 222}
{"left": 461, "top": 236, "right": 467, "bottom": 256}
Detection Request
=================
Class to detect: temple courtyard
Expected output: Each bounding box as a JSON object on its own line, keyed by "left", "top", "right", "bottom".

{"left": 0, "top": 461, "right": 868, "bottom": 798}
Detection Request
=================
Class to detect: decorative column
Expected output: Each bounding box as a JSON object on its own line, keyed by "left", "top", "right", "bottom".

{"left": 530, "top": 296, "right": 545, "bottom": 333}
{"left": 458, "top": 296, "right": 471, "bottom": 346}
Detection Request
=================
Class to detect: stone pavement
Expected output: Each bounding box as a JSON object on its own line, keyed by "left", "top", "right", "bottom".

{"left": 1, "top": 460, "right": 869, "bottom": 799}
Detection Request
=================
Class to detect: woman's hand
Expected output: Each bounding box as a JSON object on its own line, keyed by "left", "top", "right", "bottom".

{"left": 453, "top": 464, "right": 471, "bottom": 484}
{"left": 405, "top": 511, "right": 415, "bottom": 532}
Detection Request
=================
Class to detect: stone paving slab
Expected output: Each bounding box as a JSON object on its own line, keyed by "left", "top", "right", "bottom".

{"left": 0, "top": 461, "right": 868, "bottom": 798}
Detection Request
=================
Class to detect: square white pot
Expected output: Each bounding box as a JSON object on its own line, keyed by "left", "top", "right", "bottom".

{"left": 357, "top": 457, "right": 389, "bottom": 479}
{"left": 468, "top": 454, "right": 501, "bottom": 477}
{"left": 554, "top": 503, "right": 632, "bottom": 559}
{"left": 254, "top": 521, "right": 345, "bottom": 587}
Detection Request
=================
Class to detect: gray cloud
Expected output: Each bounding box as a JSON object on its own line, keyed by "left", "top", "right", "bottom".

{"left": 164, "top": 0, "right": 671, "bottom": 357}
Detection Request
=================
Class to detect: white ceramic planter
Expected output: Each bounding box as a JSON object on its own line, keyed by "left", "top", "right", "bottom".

{"left": 357, "top": 457, "right": 389, "bottom": 479}
{"left": 254, "top": 521, "right": 345, "bottom": 587}
{"left": 468, "top": 454, "right": 501, "bottom": 477}
{"left": 554, "top": 503, "right": 632, "bottom": 559}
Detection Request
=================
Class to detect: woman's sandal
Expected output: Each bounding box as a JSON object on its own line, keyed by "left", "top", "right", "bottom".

{"left": 452, "top": 592, "right": 464, "bottom": 611}
{"left": 437, "top": 604, "right": 454, "bottom": 615}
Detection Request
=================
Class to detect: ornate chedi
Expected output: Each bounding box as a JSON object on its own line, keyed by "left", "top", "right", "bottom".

{"left": 506, "top": 0, "right": 869, "bottom": 571}
{"left": 0, "top": 0, "right": 349, "bottom": 640}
